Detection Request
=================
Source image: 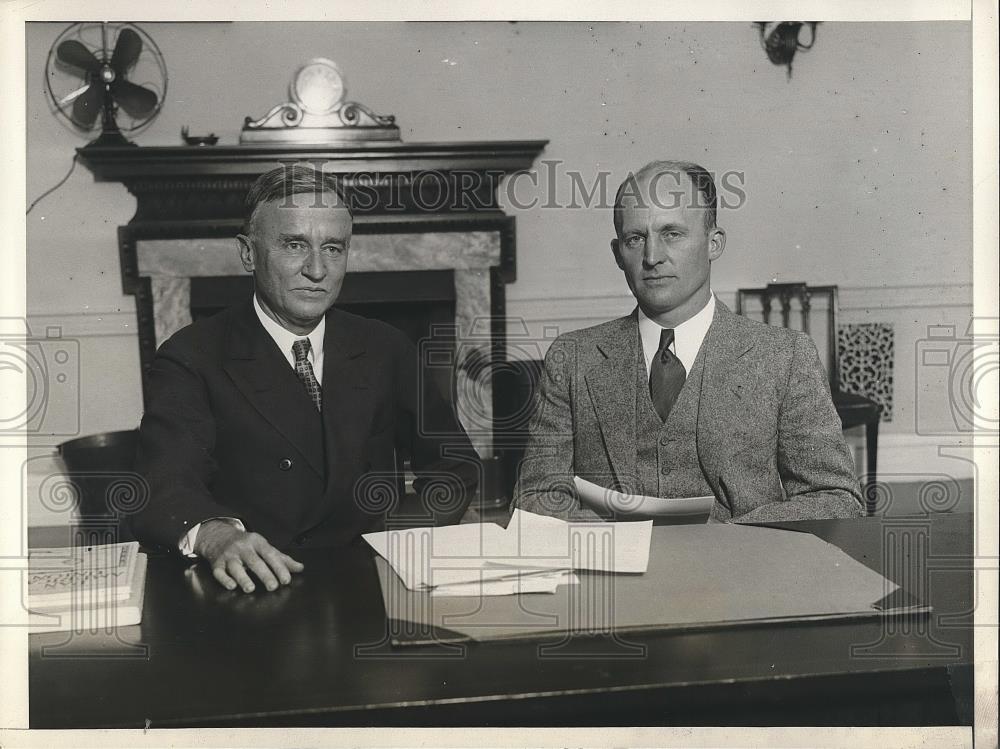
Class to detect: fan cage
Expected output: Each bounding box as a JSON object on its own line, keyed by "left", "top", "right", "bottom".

{"left": 45, "top": 21, "right": 168, "bottom": 135}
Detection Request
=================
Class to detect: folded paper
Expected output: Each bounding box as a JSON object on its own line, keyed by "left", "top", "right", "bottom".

{"left": 363, "top": 509, "right": 652, "bottom": 594}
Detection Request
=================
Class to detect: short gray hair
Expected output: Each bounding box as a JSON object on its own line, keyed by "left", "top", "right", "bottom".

{"left": 244, "top": 164, "right": 352, "bottom": 234}
{"left": 613, "top": 160, "right": 717, "bottom": 235}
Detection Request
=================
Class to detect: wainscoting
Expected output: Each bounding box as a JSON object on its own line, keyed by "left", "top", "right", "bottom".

{"left": 23, "top": 282, "right": 977, "bottom": 527}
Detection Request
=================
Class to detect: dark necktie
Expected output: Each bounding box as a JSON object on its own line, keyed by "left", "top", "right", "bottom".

{"left": 649, "top": 328, "right": 687, "bottom": 422}
{"left": 292, "top": 338, "right": 322, "bottom": 412}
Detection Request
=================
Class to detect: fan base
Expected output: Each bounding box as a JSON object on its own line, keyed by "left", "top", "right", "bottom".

{"left": 83, "top": 130, "right": 137, "bottom": 149}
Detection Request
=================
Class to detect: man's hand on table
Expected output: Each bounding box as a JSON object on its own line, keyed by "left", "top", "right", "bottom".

{"left": 194, "top": 520, "right": 304, "bottom": 593}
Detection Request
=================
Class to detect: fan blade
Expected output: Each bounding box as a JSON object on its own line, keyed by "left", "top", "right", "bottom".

{"left": 110, "top": 79, "right": 158, "bottom": 118}
{"left": 56, "top": 39, "right": 101, "bottom": 73}
{"left": 110, "top": 28, "right": 142, "bottom": 74}
{"left": 59, "top": 82, "right": 91, "bottom": 105}
{"left": 72, "top": 82, "right": 104, "bottom": 128}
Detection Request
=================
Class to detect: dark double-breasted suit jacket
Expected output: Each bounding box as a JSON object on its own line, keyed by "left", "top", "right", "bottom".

{"left": 131, "top": 299, "right": 479, "bottom": 553}
{"left": 513, "top": 300, "right": 865, "bottom": 523}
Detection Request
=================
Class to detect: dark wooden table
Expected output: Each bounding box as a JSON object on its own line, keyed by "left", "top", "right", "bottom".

{"left": 29, "top": 513, "right": 974, "bottom": 728}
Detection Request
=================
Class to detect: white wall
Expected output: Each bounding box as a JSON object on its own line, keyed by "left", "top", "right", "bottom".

{"left": 23, "top": 21, "right": 974, "bottom": 524}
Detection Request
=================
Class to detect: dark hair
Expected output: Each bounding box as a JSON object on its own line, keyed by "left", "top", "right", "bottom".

{"left": 613, "top": 160, "right": 717, "bottom": 236}
{"left": 243, "top": 164, "right": 352, "bottom": 234}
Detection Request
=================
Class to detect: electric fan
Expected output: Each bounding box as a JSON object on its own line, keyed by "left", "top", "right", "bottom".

{"left": 45, "top": 22, "right": 167, "bottom": 146}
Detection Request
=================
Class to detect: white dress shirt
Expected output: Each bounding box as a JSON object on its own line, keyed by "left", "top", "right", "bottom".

{"left": 178, "top": 295, "right": 328, "bottom": 556}
{"left": 637, "top": 291, "right": 716, "bottom": 377}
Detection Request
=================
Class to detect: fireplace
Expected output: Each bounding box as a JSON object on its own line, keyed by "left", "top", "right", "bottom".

{"left": 78, "top": 139, "right": 547, "bottom": 501}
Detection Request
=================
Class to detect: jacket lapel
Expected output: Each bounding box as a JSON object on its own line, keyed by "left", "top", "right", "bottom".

{"left": 320, "top": 308, "right": 374, "bottom": 495}
{"left": 584, "top": 313, "right": 638, "bottom": 492}
{"left": 223, "top": 300, "right": 326, "bottom": 478}
{"left": 697, "top": 300, "right": 756, "bottom": 470}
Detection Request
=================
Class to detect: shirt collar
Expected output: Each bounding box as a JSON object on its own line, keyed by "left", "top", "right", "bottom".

{"left": 637, "top": 291, "right": 716, "bottom": 373}
{"left": 252, "top": 294, "right": 326, "bottom": 361}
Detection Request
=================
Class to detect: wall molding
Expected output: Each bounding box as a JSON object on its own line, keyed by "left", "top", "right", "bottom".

{"left": 25, "top": 310, "right": 136, "bottom": 339}
{"left": 28, "top": 282, "right": 972, "bottom": 339}
{"left": 508, "top": 283, "right": 973, "bottom": 324}
{"left": 834, "top": 284, "right": 972, "bottom": 312}
{"left": 864, "top": 432, "right": 977, "bottom": 480}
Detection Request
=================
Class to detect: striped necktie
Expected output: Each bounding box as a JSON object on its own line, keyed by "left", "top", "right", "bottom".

{"left": 292, "top": 338, "right": 322, "bottom": 412}
{"left": 649, "top": 328, "right": 686, "bottom": 422}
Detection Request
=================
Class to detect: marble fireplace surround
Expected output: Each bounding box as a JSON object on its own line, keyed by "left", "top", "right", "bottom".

{"left": 136, "top": 229, "right": 501, "bottom": 457}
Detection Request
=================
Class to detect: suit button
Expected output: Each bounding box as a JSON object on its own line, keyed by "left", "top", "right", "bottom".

{"left": 659, "top": 436, "right": 671, "bottom": 446}
{"left": 660, "top": 465, "right": 672, "bottom": 475}
{"left": 279, "top": 458, "right": 293, "bottom": 471}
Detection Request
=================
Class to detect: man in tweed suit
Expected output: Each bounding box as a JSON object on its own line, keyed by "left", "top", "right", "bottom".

{"left": 513, "top": 160, "right": 864, "bottom": 523}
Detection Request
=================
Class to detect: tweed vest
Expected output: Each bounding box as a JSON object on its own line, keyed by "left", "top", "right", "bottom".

{"left": 634, "top": 333, "right": 713, "bottom": 498}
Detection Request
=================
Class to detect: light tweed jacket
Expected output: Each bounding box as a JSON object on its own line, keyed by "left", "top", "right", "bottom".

{"left": 513, "top": 299, "right": 865, "bottom": 523}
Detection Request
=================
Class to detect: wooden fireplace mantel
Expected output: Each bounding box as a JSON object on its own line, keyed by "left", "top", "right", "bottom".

{"left": 77, "top": 140, "right": 548, "bottom": 223}
{"left": 77, "top": 140, "right": 549, "bottom": 180}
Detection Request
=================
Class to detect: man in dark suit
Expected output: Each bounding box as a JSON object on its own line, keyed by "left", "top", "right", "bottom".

{"left": 132, "top": 165, "right": 479, "bottom": 593}
{"left": 513, "top": 160, "right": 864, "bottom": 523}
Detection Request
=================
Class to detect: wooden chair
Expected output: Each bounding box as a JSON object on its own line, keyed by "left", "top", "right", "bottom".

{"left": 57, "top": 429, "right": 140, "bottom": 540}
{"left": 735, "top": 283, "right": 880, "bottom": 514}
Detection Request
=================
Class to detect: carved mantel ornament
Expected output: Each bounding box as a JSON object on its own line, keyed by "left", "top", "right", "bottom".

{"left": 241, "top": 58, "right": 399, "bottom": 144}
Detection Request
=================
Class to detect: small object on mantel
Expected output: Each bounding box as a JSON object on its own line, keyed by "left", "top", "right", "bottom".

{"left": 181, "top": 126, "right": 219, "bottom": 146}
{"left": 241, "top": 57, "right": 399, "bottom": 144}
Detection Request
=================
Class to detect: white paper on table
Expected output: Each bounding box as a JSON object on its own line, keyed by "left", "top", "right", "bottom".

{"left": 363, "top": 522, "right": 572, "bottom": 592}
{"left": 362, "top": 523, "right": 516, "bottom": 591}
{"left": 364, "top": 509, "right": 652, "bottom": 592}
{"left": 430, "top": 570, "right": 579, "bottom": 597}
{"left": 574, "top": 475, "right": 714, "bottom": 521}
{"left": 488, "top": 509, "right": 652, "bottom": 574}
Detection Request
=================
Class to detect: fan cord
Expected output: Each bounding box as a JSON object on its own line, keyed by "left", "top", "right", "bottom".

{"left": 26, "top": 152, "right": 79, "bottom": 215}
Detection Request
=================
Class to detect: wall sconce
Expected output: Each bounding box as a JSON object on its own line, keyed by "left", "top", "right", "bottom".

{"left": 754, "top": 22, "right": 820, "bottom": 79}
